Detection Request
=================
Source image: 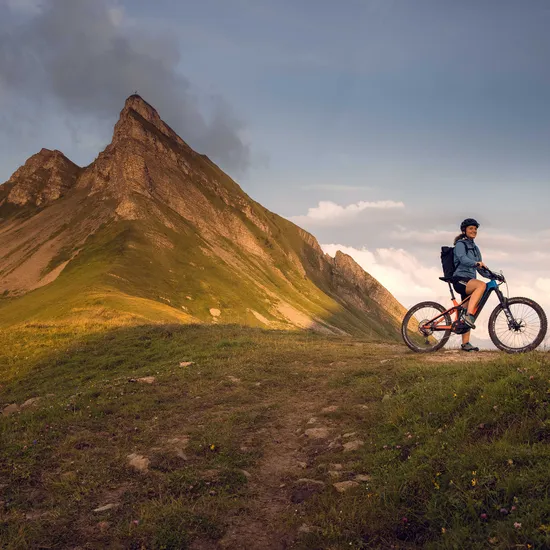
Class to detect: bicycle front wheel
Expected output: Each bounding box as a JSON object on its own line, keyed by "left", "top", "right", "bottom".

{"left": 488, "top": 297, "right": 548, "bottom": 353}
{"left": 401, "top": 301, "right": 452, "bottom": 353}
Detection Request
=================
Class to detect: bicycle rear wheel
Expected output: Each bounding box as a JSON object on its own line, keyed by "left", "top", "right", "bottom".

{"left": 401, "top": 301, "right": 452, "bottom": 353}
{"left": 488, "top": 297, "right": 547, "bottom": 353}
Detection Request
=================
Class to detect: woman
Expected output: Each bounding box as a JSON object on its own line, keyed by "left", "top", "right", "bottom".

{"left": 452, "top": 218, "right": 487, "bottom": 352}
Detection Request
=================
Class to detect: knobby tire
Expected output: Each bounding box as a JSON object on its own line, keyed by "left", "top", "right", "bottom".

{"left": 488, "top": 297, "right": 547, "bottom": 353}
{"left": 401, "top": 301, "right": 452, "bottom": 353}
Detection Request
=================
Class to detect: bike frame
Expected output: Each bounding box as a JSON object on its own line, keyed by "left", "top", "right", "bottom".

{"left": 422, "top": 279, "right": 508, "bottom": 332}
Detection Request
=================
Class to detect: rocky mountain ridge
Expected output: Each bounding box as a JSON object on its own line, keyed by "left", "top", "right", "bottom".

{"left": 0, "top": 95, "right": 406, "bottom": 337}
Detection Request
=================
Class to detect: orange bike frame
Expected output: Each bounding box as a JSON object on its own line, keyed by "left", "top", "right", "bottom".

{"left": 422, "top": 295, "right": 473, "bottom": 332}
{"left": 423, "top": 282, "right": 501, "bottom": 332}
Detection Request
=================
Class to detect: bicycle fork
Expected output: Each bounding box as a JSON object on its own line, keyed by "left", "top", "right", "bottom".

{"left": 494, "top": 288, "right": 523, "bottom": 331}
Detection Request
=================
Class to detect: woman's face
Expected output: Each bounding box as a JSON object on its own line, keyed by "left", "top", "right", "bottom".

{"left": 465, "top": 225, "right": 478, "bottom": 239}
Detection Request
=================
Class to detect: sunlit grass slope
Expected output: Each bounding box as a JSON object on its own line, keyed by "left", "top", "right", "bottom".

{"left": 0, "top": 194, "right": 401, "bottom": 341}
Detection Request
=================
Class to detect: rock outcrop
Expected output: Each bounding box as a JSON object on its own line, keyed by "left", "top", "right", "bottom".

{"left": 5, "top": 149, "right": 82, "bottom": 207}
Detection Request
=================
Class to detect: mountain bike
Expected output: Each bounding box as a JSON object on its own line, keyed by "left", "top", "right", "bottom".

{"left": 401, "top": 268, "right": 547, "bottom": 353}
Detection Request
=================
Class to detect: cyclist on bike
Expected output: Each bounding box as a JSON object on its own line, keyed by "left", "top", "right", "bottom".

{"left": 452, "top": 218, "right": 487, "bottom": 351}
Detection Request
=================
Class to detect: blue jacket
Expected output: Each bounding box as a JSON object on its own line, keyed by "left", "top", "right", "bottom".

{"left": 453, "top": 238, "right": 482, "bottom": 279}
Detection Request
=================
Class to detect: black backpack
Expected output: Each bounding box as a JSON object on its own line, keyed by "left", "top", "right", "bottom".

{"left": 440, "top": 246, "right": 455, "bottom": 279}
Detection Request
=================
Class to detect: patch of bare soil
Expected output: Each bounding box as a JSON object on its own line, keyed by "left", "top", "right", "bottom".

{"left": 422, "top": 350, "right": 502, "bottom": 363}
{"left": 219, "top": 397, "right": 320, "bottom": 550}
{"left": 371, "top": 344, "right": 503, "bottom": 364}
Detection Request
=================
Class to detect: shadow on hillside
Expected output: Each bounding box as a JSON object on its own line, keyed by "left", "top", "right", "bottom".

{"left": 1, "top": 321, "right": 395, "bottom": 403}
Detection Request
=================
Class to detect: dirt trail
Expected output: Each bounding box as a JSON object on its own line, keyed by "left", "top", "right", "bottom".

{"left": 215, "top": 348, "right": 501, "bottom": 549}
{"left": 218, "top": 396, "right": 321, "bottom": 550}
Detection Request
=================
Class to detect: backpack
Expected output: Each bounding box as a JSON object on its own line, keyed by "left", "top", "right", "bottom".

{"left": 440, "top": 246, "right": 455, "bottom": 279}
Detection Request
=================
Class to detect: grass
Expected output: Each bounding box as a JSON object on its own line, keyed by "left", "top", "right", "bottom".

{"left": 296, "top": 355, "right": 550, "bottom": 549}
{"left": 1, "top": 322, "right": 550, "bottom": 549}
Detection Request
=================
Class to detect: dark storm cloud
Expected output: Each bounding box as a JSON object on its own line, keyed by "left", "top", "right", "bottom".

{"left": 0, "top": 0, "right": 251, "bottom": 175}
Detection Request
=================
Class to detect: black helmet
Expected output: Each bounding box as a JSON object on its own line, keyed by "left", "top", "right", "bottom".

{"left": 460, "top": 218, "right": 480, "bottom": 233}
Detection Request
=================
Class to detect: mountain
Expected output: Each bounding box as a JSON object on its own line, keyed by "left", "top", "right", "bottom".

{"left": 0, "top": 95, "right": 407, "bottom": 339}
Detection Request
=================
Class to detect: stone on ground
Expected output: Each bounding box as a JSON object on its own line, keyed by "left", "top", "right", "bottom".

{"left": 343, "top": 439, "right": 364, "bottom": 452}
{"left": 304, "top": 427, "right": 330, "bottom": 439}
{"left": 137, "top": 377, "right": 156, "bottom": 384}
{"left": 127, "top": 453, "right": 150, "bottom": 472}
{"left": 21, "top": 397, "right": 41, "bottom": 409}
{"left": 333, "top": 481, "right": 359, "bottom": 493}
{"left": 2, "top": 404, "right": 20, "bottom": 416}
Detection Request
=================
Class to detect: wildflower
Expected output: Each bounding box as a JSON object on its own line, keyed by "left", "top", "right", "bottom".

{"left": 433, "top": 481, "right": 440, "bottom": 490}
{"left": 471, "top": 478, "right": 477, "bottom": 487}
{"left": 436, "top": 472, "right": 441, "bottom": 477}
{"left": 500, "top": 508, "right": 508, "bottom": 515}
{"left": 480, "top": 513, "right": 487, "bottom": 520}
{"left": 472, "top": 470, "right": 477, "bottom": 475}
{"left": 530, "top": 376, "right": 535, "bottom": 380}
{"left": 507, "top": 459, "right": 514, "bottom": 465}
{"left": 210, "top": 444, "right": 216, "bottom": 451}
{"left": 514, "top": 522, "right": 521, "bottom": 529}
{"left": 441, "top": 527, "right": 446, "bottom": 533}
{"left": 480, "top": 394, "right": 484, "bottom": 398}
{"left": 511, "top": 505, "right": 517, "bottom": 512}
{"left": 453, "top": 393, "right": 457, "bottom": 398}
{"left": 402, "top": 517, "right": 408, "bottom": 523}
{"left": 132, "top": 520, "right": 139, "bottom": 525}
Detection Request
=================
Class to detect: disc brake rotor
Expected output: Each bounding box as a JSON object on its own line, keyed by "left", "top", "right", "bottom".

{"left": 418, "top": 319, "right": 433, "bottom": 337}
{"left": 511, "top": 318, "right": 526, "bottom": 332}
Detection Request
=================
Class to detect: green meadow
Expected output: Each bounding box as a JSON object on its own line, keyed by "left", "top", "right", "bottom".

{"left": 2, "top": 319, "right": 550, "bottom": 549}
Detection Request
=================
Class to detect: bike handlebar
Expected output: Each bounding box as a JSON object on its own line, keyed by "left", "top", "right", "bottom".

{"left": 477, "top": 266, "right": 506, "bottom": 283}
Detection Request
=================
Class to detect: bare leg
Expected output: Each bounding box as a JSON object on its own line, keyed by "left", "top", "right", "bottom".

{"left": 465, "top": 279, "right": 486, "bottom": 315}
{"left": 461, "top": 281, "right": 484, "bottom": 348}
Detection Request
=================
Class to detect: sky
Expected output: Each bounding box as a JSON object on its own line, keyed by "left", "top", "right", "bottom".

{"left": 1, "top": 0, "right": 549, "bottom": 348}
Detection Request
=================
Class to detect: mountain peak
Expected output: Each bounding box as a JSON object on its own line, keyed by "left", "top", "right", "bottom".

{"left": 112, "top": 94, "right": 187, "bottom": 149}
{"left": 122, "top": 94, "right": 162, "bottom": 125}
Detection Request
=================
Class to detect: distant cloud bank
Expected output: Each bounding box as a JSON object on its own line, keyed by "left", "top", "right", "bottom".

{"left": 289, "top": 199, "right": 404, "bottom": 225}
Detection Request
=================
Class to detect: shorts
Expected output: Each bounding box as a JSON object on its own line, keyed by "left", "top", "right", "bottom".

{"left": 452, "top": 277, "right": 471, "bottom": 300}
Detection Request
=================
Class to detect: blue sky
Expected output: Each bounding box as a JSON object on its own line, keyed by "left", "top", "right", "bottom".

{"left": 1, "top": 0, "right": 549, "bottom": 347}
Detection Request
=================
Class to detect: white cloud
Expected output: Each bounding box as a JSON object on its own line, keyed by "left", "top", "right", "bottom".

{"left": 289, "top": 199, "right": 404, "bottom": 225}
{"left": 535, "top": 278, "right": 550, "bottom": 295}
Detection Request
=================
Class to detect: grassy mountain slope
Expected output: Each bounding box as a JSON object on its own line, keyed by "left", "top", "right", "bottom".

{"left": 0, "top": 194, "right": 399, "bottom": 341}
{"left": 0, "top": 95, "right": 407, "bottom": 340}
